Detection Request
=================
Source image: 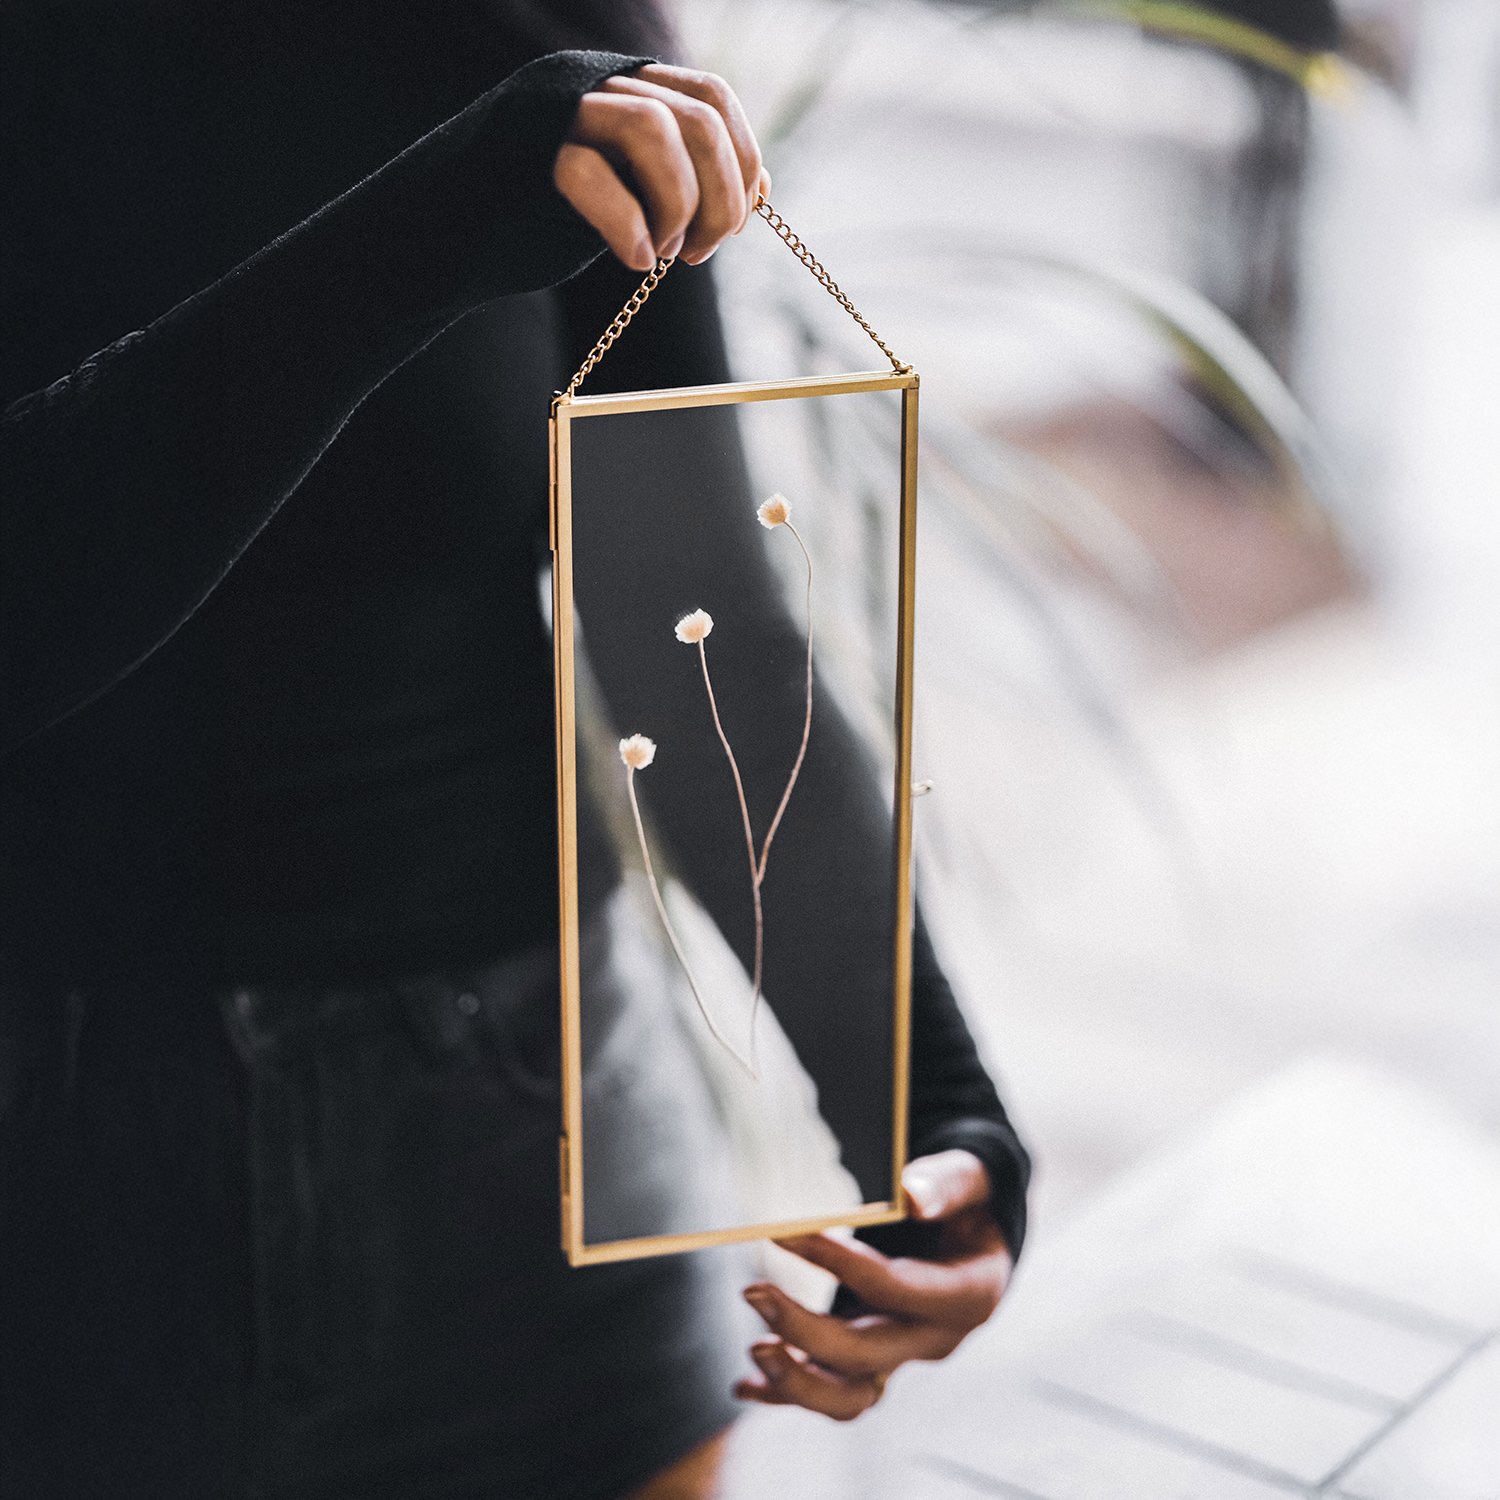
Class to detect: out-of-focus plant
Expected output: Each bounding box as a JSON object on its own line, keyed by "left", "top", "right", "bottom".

{"left": 683, "top": 0, "right": 1363, "bottom": 896}
{"left": 693, "top": 1, "right": 1344, "bottom": 159}
{"left": 1074, "top": 3, "right": 1344, "bottom": 91}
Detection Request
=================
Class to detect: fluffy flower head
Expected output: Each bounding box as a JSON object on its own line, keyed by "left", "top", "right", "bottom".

{"left": 674, "top": 609, "right": 714, "bottom": 644}
{"left": 618, "top": 733, "right": 656, "bottom": 770}
{"left": 757, "top": 493, "right": 792, "bottom": 529}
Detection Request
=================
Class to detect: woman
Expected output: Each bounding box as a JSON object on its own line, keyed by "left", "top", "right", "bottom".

{"left": 0, "top": 4, "right": 1030, "bottom": 1495}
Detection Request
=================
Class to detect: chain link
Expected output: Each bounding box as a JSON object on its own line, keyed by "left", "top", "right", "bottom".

{"left": 753, "top": 200, "right": 912, "bottom": 375}
{"left": 558, "top": 254, "right": 675, "bottom": 403}
{"left": 556, "top": 199, "right": 911, "bottom": 403}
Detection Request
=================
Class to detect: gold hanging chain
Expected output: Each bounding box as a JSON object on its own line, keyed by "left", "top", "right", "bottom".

{"left": 558, "top": 255, "right": 674, "bottom": 402}
{"left": 754, "top": 200, "right": 912, "bottom": 376}
{"left": 558, "top": 198, "right": 911, "bottom": 403}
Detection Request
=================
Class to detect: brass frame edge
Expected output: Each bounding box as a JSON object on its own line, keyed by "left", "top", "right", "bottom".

{"left": 560, "top": 369, "right": 916, "bottom": 420}
{"left": 551, "top": 405, "right": 586, "bottom": 1259}
{"left": 552, "top": 373, "right": 920, "bottom": 1266}
{"left": 891, "top": 380, "right": 920, "bottom": 1213}
{"left": 569, "top": 1202, "right": 907, "bottom": 1268}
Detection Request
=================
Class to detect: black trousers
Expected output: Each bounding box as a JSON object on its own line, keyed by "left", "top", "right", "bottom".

{"left": 0, "top": 926, "right": 741, "bottom": 1498}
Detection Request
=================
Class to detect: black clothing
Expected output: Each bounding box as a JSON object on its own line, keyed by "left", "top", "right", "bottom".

{"left": 2, "top": 37, "right": 648, "bottom": 979}
{"left": 1, "top": 15, "right": 1031, "bottom": 1493}
{"left": 1, "top": 16, "right": 1027, "bottom": 1235}
{"left": 1, "top": 916, "right": 747, "bottom": 1499}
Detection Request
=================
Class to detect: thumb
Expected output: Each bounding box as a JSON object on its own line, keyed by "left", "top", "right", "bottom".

{"left": 903, "top": 1149, "right": 991, "bottom": 1220}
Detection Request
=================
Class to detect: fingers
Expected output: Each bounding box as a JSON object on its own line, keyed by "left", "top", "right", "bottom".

{"left": 739, "top": 1341, "right": 885, "bottom": 1422}
{"left": 740, "top": 1160, "right": 1010, "bottom": 1421}
{"left": 600, "top": 75, "right": 748, "bottom": 261}
{"left": 568, "top": 92, "right": 700, "bottom": 262}
{"left": 744, "top": 1284, "right": 961, "bottom": 1377}
{"left": 632, "top": 64, "right": 764, "bottom": 226}
{"left": 903, "top": 1149, "right": 993, "bottom": 1220}
{"left": 775, "top": 1232, "right": 1006, "bottom": 1329}
{"left": 559, "top": 67, "right": 767, "bottom": 271}
{"left": 740, "top": 1213, "right": 1012, "bottom": 1421}
{"left": 552, "top": 143, "right": 657, "bottom": 271}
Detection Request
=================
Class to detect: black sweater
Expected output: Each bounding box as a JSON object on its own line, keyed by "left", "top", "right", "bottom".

{"left": 0, "top": 14, "right": 1029, "bottom": 1252}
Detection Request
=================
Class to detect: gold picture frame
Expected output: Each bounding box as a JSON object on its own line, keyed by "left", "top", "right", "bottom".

{"left": 547, "top": 197, "right": 924, "bottom": 1265}
{"left": 550, "top": 366, "right": 919, "bottom": 1266}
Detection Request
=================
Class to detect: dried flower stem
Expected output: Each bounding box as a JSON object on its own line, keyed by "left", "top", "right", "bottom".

{"left": 756, "top": 520, "right": 814, "bottom": 885}
{"left": 696, "top": 639, "right": 765, "bottom": 1064}
{"left": 625, "top": 765, "right": 758, "bottom": 1079}
{"left": 625, "top": 504, "right": 816, "bottom": 1079}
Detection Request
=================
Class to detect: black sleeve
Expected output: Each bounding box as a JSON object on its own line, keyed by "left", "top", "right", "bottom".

{"left": 0, "top": 49, "right": 651, "bottom": 754}
{"left": 902, "top": 917, "right": 1031, "bottom": 1258}
{"left": 556, "top": 253, "right": 1031, "bottom": 1259}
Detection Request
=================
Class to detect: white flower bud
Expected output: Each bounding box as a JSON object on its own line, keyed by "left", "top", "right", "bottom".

{"left": 757, "top": 494, "right": 791, "bottom": 529}
{"left": 674, "top": 609, "right": 714, "bottom": 644}
{"left": 619, "top": 733, "right": 656, "bottom": 770}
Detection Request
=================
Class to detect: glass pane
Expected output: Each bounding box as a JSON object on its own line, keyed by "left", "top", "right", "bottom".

{"left": 561, "top": 384, "right": 908, "bottom": 1253}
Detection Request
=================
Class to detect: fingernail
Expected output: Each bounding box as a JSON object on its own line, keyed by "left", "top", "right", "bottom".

{"left": 632, "top": 236, "right": 656, "bottom": 270}
{"left": 744, "top": 1287, "right": 778, "bottom": 1324}
{"left": 661, "top": 233, "right": 685, "bottom": 261}
{"left": 905, "top": 1173, "right": 939, "bottom": 1216}
{"left": 751, "top": 1343, "right": 786, "bottom": 1375}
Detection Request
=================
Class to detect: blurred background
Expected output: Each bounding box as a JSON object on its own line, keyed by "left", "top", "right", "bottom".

{"left": 667, "top": 1, "right": 1500, "bottom": 1495}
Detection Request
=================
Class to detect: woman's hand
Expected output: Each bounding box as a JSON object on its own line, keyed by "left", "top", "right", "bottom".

{"left": 735, "top": 1150, "right": 1013, "bottom": 1421}
{"left": 554, "top": 63, "right": 771, "bottom": 272}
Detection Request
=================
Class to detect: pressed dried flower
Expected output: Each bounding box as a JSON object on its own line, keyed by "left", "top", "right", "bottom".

{"left": 618, "top": 733, "right": 656, "bottom": 770}
{"left": 674, "top": 608, "right": 714, "bottom": 644}
{"left": 622, "top": 732, "right": 757, "bottom": 1079}
{"left": 755, "top": 509, "right": 814, "bottom": 887}
{"left": 757, "top": 493, "right": 791, "bottom": 529}
{"left": 618, "top": 494, "right": 820, "bottom": 1081}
